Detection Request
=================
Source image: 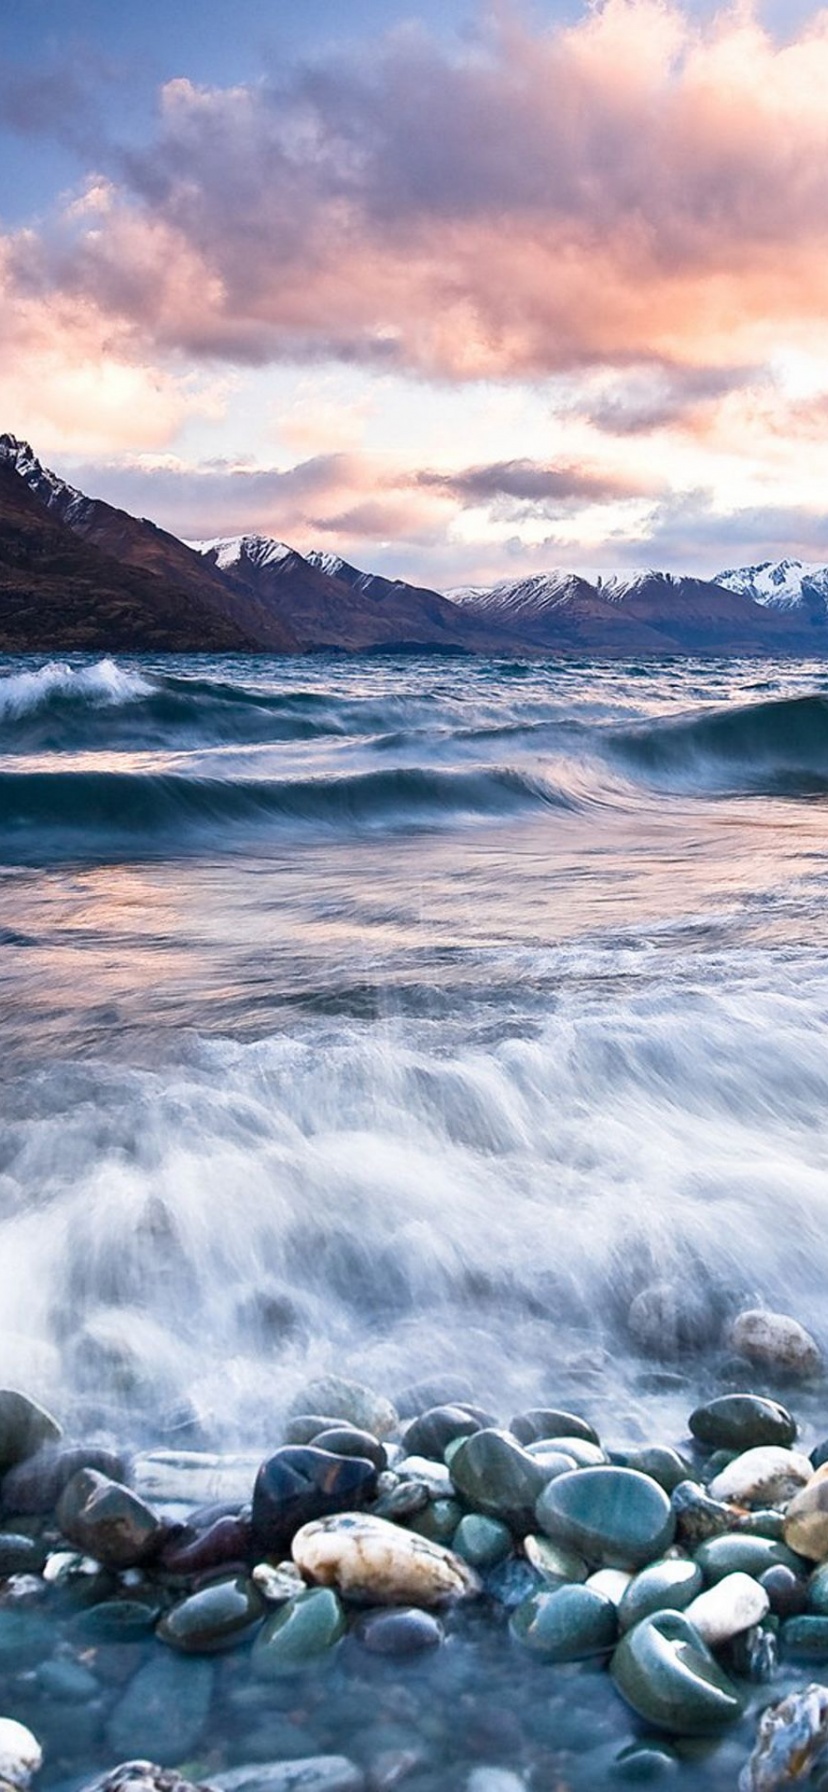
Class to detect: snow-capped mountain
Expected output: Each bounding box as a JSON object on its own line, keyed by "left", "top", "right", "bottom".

{"left": 0, "top": 433, "right": 96, "bottom": 530}
{"left": 189, "top": 534, "right": 293, "bottom": 574}
{"left": 717, "top": 559, "right": 828, "bottom": 612}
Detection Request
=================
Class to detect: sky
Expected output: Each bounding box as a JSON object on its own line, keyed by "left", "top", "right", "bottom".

{"left": 3, "top": 0, "right": 828, "bottom": 587}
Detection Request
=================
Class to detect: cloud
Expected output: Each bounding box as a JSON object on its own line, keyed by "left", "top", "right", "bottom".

{"left": 418, "top": 456, "right": 661, "bottom": 512}
{"left": 10, "top": 1, "right": 828, "bottom": 384}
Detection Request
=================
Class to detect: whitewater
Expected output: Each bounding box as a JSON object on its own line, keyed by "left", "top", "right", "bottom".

{"left": 1, "top": 650, "right": 827, "bottom": 1448}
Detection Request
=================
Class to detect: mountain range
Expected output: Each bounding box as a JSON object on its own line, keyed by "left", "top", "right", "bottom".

{"left": 1, "top": 432, "right": 827, "bottom": 657}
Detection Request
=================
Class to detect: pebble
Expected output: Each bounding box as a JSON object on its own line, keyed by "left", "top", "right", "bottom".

{"left": 779, "top": 1616, "right": 828, "bottom": 1660}
{"left": 159, "top": 1514, "right": 251, "bottom": 1577}
{"left": 312, "top": 1428, "right": 387, "bottom": 1473}
{"left": 758, "top": 1564, "right": 808, "bottom": 1617}
{"left": 402, "top": 1405, "right": 484, "bottom": 1461}
{"left": 288, "top": 1377, "right": 398, "bottom": 1440}
{"left": 0, "top": 1392, "right": 61, "bottom": 1473}
{"left": 395, "top": 1456, "right": 454, "bottom": 1499}
{"left": 729, "top": 1309, "right": 822, "bottom": 1378}
{"left": 56, "top": 1469, "right": 165, "bottom": 1568}
{"left": 618, "top": 1558, "right": 703, "bottom": 1631}
{"left": 354, "top": 1607, "right": 443, "bottom": 1655}
{"left": 694, "top": 1534, "right": 805, "bottom": 1583}
{"left": 157, "top": 1574, "right": 265, "bottom": 1653}
{"left": 212, "top": 1761, "right": 364, "bottom": 1792}
{"left": 536, "top": 1467, "right": 675, "bottom": 1569}
{"left": 586, "top": 1568, "right": 634, "bottom": 1604}
{"left": 523, "top": 1533, "right": 588, "bottom": 1585}
{"left": 784, "top": 1464, "right": 828, "bottom": 1561}
{"left": 452, "top": 1515, "right": 512, "bottom": 1568}
{"left": 683, "top": 1571, "right": 770, "bottom": 1645}
{"left": 72, "top": 1769, "right": 211, "bottom": 1792}
{"left": 251, "top": 1447, "right": 378, "bottom": 1554}
{"left": 132, "top": 1449, "right": 261, "bottom": 1506}
{"left": 251, "top": 1588, "right": 346, "bottom": 1677}
{"left": 510, "top": 1409, "right": 599, "bottom": 1447}
{"left": 689, "top": 1396, "right": 797, "bottom": 1453}
{"left": 617, "top": 1447, "right": 691, "bottom": 1494}
{"left": 708, "top": 1446, "right": 813, "bottom": 1506}
{"left": 448, "top": 1430, "right": 548, "bottom": 1529}
{"left": 611, "top": 1610, "right": 745, "bottom": 1734}
{"left": 252, "top": 1561, "right": 306, "bottom": 1604}
{"left": 1, "top": 1444, "right": 128, "bottom": 1514}
{"left": 739, "top": 1683, "right": 828, "bottom": 1792}
{"left": 0, "top": 1719, "right": 42, "bottom": 1790}
{"left": 106, "top": 1653, "right": 214, "bottom": 1764}
{"left": 292, "top": 1513, "right": 479, "bottom": 1606}
{"left": 510, "top": 1583, "right": 617, "bottom": 1661}
{"left": 670, "top": 1480, "right": 739, "bottom": 1547}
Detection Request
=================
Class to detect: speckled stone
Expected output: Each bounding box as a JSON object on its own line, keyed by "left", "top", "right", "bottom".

{"left": 536, "top": 1468, "right": 675, "bottom": 1570}
{"left": 293, "top": 1512, "right": 479, "bottom": 1607}
{"left": 708, "top": 1447, "right": 812, "bottom": 1507}
{"left": 0, "top": 1719, "right": 42, "bottom": 1790}
{"left": 729, "top": 1309, "right": 822, "bottom": 1378}
{"left": 738, "top": 1685, "right": 828, "bottom": 1792}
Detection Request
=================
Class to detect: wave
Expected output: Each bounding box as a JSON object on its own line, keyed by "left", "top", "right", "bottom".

{"left": 609, "top": 691, "right": 828, "bottom": 795}
{"left": 0, "top": 760, "right": 576, "bottom": 856}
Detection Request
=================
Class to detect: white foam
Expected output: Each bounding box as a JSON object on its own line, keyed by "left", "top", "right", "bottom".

{"left": 0, "top": 658, "right": 154, "bottom": 721}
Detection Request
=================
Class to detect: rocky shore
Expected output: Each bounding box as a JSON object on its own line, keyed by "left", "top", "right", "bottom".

{"left": 2, "top": 1310, "right": 828, "bottom": 1791}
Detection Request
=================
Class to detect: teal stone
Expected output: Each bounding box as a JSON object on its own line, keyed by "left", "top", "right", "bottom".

{"left": 0, "top": 1389, "right": 61, "bottom": 1470}
{"left": 450, "top": 1429, "right": 549, "bottom": 1528}
{"left": 37, "top": 1657, "right": 100, "bottom": 1701}
{"left": 695, "top": 1535, "right": 805, "bottom": 1583}
{"left": 71, "top": 1598, "right": 161, "bottom": 1642}
{"left": 705, "top": 1450, "right": 738, "bottom": 1478}
{"left": 251, "top": 1587, "right": 345, "bottom": 1678}
{"left": 510, "top": 1409, "right": 601, "bottom": 1448}
{"left": 157, "top": 1575, "right": 265, "bottom": 1654}
{"left": 524, "top": 1533, "right": 589, "bottom": 1585}
{"left": 689, "top": 1396, "right": 797, "bottom": 1452}
{"left": 611, "top": 1743, "right": 680, "bottom": 1782}
{"left": 808, "top": 1565, "right": 828, "bottom": 1614}
{"left": 619, "top": 1558, "right": 704, "bottom": 1631}
{"left": 106, "top": 1652, "right": 213, "bottom": 1765}
{"left": 621, "top": 1449, "right": 693, "bottom": 1496}
{"left": 527, "top": 1437, "right": 605, "bottom": 1469}
{"left": 407, "top": 1497, "right": 463, "bottom": 1542}
{"left": 453, "top": 1514, "right": 512, "bottom": 1567}
{"left": 781, "top": 1616, "right": 828, "bottom": 1660}
{"left": 536, "top": 1468, "right": 675, "bottom": 1569}
{"left": 509, "top": 1583, "right": 618, "bottom": 1661}
{"left": 611, "top": 1612, "right": 745, "bottom": 1735}
{"left": 738, "top": 1511, "right": 787, "bottom": 1541}
{"left": 0, "top": 1609, "right": 52, "bottom": 1669}
{"left": 0, "top": 1532, "right": 47, "bottom": 1574}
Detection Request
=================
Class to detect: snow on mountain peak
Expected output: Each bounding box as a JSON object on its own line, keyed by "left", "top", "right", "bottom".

{"left": 717, "top": 558, "right": 828, "bottom": 610}
{"left": 189, "top": 534, "right": 293, "bottom": 572}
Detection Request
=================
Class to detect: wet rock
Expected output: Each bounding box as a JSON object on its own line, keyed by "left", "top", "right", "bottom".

{"left": 106, "top": 1655, "right": 214, "bottom": 1765}
{"left": 759, "top": 1565, "right": 808, "bottom": 1618}
{"left": 283, "top": 1415, "right": 346, "bottom": 1446}
{"left": 536, "top": 1467, "right": 675, "bottom": 1569}
{"left": 465, "top": 1773, "right": 525, "bottom": 1792}
{"left": 449, "top": 1430, "right": 547, "bottom": 1529}
{"left": 1, "top": 1443, "right": 128, "bottom": 1514}
{"left": 71, "top": 1599, "right": 161, "bottom": 1642}
{"left": 56, "top": 1469, "right": 164, "bottom": 1569}
{"left": 695, "top": 1533, "right": 805, "bottom": 1582}
{"left": 482, "top": 1557, "right": 539, "bottom": 1608}
{"left": 586, "top": 1568, "right": 634, "bottom": 1604}
{"left": 0, "top": 1718, "right": 42, "bottom": 1790}
{"left": 510, "top": 1409, "right": 599, "bottom": 1448}
{"left": 729, "top": 1309, "right": 822, "bottom": 1378}
{"left": 0, "top": 1609, "right": 53, "bottom": 1669}
{"left": 288, "top": 1378, "right": 398, "bottom": 1440}
{"left": 610, "top": 1743, "right": 680, "bottom": 1782}
{"left": 403, "top": 1406, "right": 484, "bottom": 1461}
{"left": 132, "top": 1449, "right": 261, "bottom": 1506}
{"left": 708, "top": 1446, "right": 812, "bottom": 1506}
{"left": 354, "top": 1607, "right": 443, "bottom": 1655}
{"left": 780, "top": 1616, "right": 828, "bottom": 1660}
{"left": 784, "top": 1465, "right": 828, "bottom": 1561}
{"left": 212, "top": 1760, "right": 364, "bottom": 1792}
{"left": 670, "top": 1480, "right": 739, "bottom": 1547}
{"left": 523, "top": 1533, "right": 588, "bottom": 1586}
{"left": 683, "top": 1571, "right": 770, "bottom": 1645}
{"left": 159, "top": 1514, "right": 252, "bottom": 1577}
{"left": 406, "top": 1497, "right": 463, "bottom": 1543}
{"left": 395, "top": 1457, "right": 453, "bottom": 1499}
{"left": 0, "top": 1392, "right": 61, "bottom": 1473}
{"left": 617, "top": 1448, "right": 691, "bottom": 1495}
{"left": 394, "top": 1376, "right": 475, "bottom": 1419}
{"left": 252, "top": 1561, "right": 306, "bottom": 1604}
{"left": 689, "top": 1396, "right": 797, "bottom": 1453}
{"left": 293, "top": 1512, "right": 479, "bottom": 1606}
{"left": 82, "top": 1766, "right": 213, "bottom": 1792}
{"left": 372, "top": 1479, "right": 429, "bottom": 1521}
{"left": 157, "top": 1574, "right": 265, "bottom": 1653}
{"left": 251, "top": 1587, "right": 345, "bottom": 1677}
{"left": 252, "top": 1448, "right": 378, "bottom": 1555}
{"left": 738, "top": 1684, "right": 828, "bottom": 1791}
{"left": 311, "top": 1429, "right": 387, "bottom": 1473}
{"left": 618, "top": 1558, "right": 704, "bottom": 1631}
{"left": 0, "top": 1535, "right": 46, "bottom": 1576}
{"left": 453, "top": 1515, "right": 512, "bottom": 1568}
{"left": 627, "top": 1283, "right": 723, "bottom": 1357}
{"left": 611, "top": 1610, "right": 745, "bottom": 1735}
{"left": 526, "top": 1437, "right": 603, "bottom": 1470}
{"left": 510, "top": 1583, "right": 617, "bottom": 1661}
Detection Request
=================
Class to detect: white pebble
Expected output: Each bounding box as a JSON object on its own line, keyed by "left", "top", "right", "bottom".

{"left": 0, "top": 1718, "right": 42, "bottom": 1790}
{"left": 586, "top": 1569, "right": 634, "bottom": 1604}
{"left": 708, "top": 1446, "right": 813, "bottom": 1506}
{"left": 685, "top": 1572, "right": 770, "bottom": 1646}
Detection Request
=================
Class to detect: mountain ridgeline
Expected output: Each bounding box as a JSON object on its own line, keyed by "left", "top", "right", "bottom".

{"left": 1, "top": 433, "right": 827, "bottom": 656}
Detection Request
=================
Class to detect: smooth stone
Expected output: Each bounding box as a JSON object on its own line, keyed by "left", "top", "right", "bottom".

{"left": 611, "top": 1745, "right": 680, "bottom": 1783}
{"left": 728, "top": 1622, "right": 779, "bottom": 1684}
{"left": 56, "top": 1469, "right": 164, "bottom": 1568}
{"left": 619, "top": 1558, "right": 704, "bottom": 1631}
{"left": 287, "top": 1377, "right": 398, "bottom": 1440}
{"left": 372, "top": 1478, "right": 429, "bottom": 1521}
{"left": 465, "top": 1774, "right": 524, "bottom": 1792}
{"left": 738, "top": 1684, "right": 828, "bottom": 1792}
{"left": 482, "top": 1557, "right": 539, "bottom": 1607}
{"left": 809, "top": 1564, "right": 828, "bottom": 1613}
{"left": 510, "top": 1409, "right": 600, "bottom": 1448}
{"left": 355, "top": 1607, "right": 443, "bottom": 1655}
{"left": 695, "top": 1535, "right": 805, "bottom": 1582}
{"left": 1, "top": 1444, "right": 128, "bottom": 1514}
{"left": 251, "top": 1448, "right": 378, "bottom": 1554}
{"left": 405, "top": 1498, "right": 463, "bottom": 1543}
{"left": 0, "top": 1610, "right": 53, "bottom": 1669}
{"left": 708, "top": 1447, "right": 813, "bottom": 1506}
{"left": 0, "top": 1720, "right": 42, "bottom": 1790}
{"left": 729, "top": 1309, "right": 822, "bottom": 1378}
{"left": 619, "top": 1449, "right": 691, "bottom": 1495}
{"left": 403, "top": 1406, "right": 484, "bottom": 1461}
{"left": 670, "top": 1481, "right": 739, "bottom": 1547}
{"left": 0, "top": 1393, "right": 61, "bottom": 1473}
{"left": 760, "top": 1564, "right": 808, "bottom": 1617}
{"left": 812, "top": 1439, "right": 828, "bottom": 1471}
{"left": 293, "top": 1512, "right": 479, "bottom": 1606}
{"left": 449, "top": 1430, "right": 548, "bottom": 1529}
{"left": 78, "top": 1767, "right": 209, "bottom": 1792}
{"left": 518, "top": 1448, "right": 577, "bottom": 1481}
{"left": 683, "top": 1572, "right": 770, "bottom": 1645}
{"left": 71, "top": 1598, "right": 160, "bottom": 1641}
{"left": 252, "top": 1561, "right": 306, "bottom": 1604}
{"left": 780, "top": 1616, "right": 828, "bottom": 1660}
{"left": 36, "top": 1657, "right": 99, "bottom": 1700}
{"left": 453, "top": 1515, "right": 512, "bottom": 1568}
{"left": 784, "top": 1465, "right": 828, "bottom": 1561}
{"left": 158, "top": 1575, "right": 265, "bottom": 1653}
{"left": 738, "top": 1509, "right": 787, "bottom": 1541}
{"left": 611, "top": 1611, "right": 745, "bottom": 1735}
{"left": 394, "top": 1376, "right": 475, "bottom": 1418}
{"left": 212, "top": 1759, "right": 364, "bottom": 1792}
{"left": 526, "top": 1437, "right": 604, "bottom": 1469}
{"left": 159, "top": 1514, "right": 252, "bottom": 1577}
{"left": 283, "top": 1414, "right": 347, "bottom": 1446}
{"left": 0, "top": 1535, "right": 46, "bottom": 1576}
{"left": 106, "top": 1653, "right": 213, "bottom": 1765}
{"left": 536, "top": 1468, "right": 675, "bottom": 1569}
{"left": 689, "top": 1396, "right": 797, "bottom": 1453}
{"left": 510, "top": 1583, "right": 617, "bottom": 1661}
{"left": 627, "top": 1282, "right": 722, "bottom": 1357}
{"left": 523, "top": 1533, "right": 588, "bottom": 1586}
{"left": 132, "top": 1449, "right": 261, "bottom": 1506}
{"left": 587, "top": 1569, "right": 634, "bottom": 1605}
{"left": 251, "top": 1587, "right": 345, "bottom": 1677}
{"left": 311, "top": 1429, "right": 387, "bottom": 1473}
{"left": 395, "top": 1456, "right": 454, "bottom": 1498}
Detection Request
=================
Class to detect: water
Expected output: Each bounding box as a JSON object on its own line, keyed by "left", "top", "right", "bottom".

{"left": 3, "top": 650, "right": 828, "bottom": 1787}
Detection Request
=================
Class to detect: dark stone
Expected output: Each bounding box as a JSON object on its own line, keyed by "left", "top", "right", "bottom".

{"left": 611, "top": 1611, "right": 745, "bottom": 1734}
{"left": 251, "top": 1447, "right": 378, "bottom": 1554}
{"left": 670, "top": 1480, "right": 737, "bottom": 1548}
{"left": 157, "top": 1574, "right": 265, "bottom": 1653}
{"left": 694, "top": 1534, "right": 805, "bottom": 1583}
{"left": 510, "top": 1409, "right": 600, "bottom": 1448}
{"left": 449, "top": 1428, "right": 548, "bottom": 1530}
{"left": 159, "top": 1514, "right": 252, "bottom": 1576}
{"left": 355, "top": 1607, "right": 443, "bottom": 1655}
{"left": 689, "top": 1395, "right": 797, "bottom": 1453}
{"left": 283, "top": 1415, "right": 347, "bottom": 1446}
{"left": 0, "top": 1607, "right": 52, "bottom": 1668}
{"left": 251, "top": 1587, "right": 345, "bottom": 1677}
{"left": 0, "top": 1531, "right": 47, "bottom": 1574}
{"left": 310, "top": 1428, "right": 387, "bottom": 1473}
{"left": 1, "top": 1443, "right": 129, "bottom": 1514}
{"left": 510, "top": 1583, "right": 618, "bottom": 1661}
{"left": 780, "top": 1616, "right": 828, "bottom": 1660}
{"left": 0, "top": 1390, "right": 61, "bottom": 1471}
{"left": 760, "top": 1565, "right": 809, "bottom": 1618}
{"left": 56, "top": 1468, "right": 165, "bottom": 1568}
{"left": 71, "top": 1598, "right": 162, "bottom": 1641}
{"left": 403, "top": 1406, "right": 485, "bottom": 1462}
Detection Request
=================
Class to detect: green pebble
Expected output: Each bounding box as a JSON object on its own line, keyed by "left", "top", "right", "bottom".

{"left": 621, "top": 1449, "right": 693, "bottom": 1496}
{"left": 510, "top": 1583, "right": 618, "bottom": 1661}
{"left": 611, "top": 1743, "right": 681, "bottom": 1783}
{"left": 72, "top": 1599, "right": 161, "bottom": 1642}
{"left": 809, "top": 1565, "right": 828, "bottom": 1614}
{"left": 619, "top": 1558, "right": 704, "bottom": 1631}
{"left": 695, "top": 1535, "right": 805, "bottom": 1583}
{"left": 537, "top": 1468, "right": 675, "bottom": 1570}
{"left": 251, "top": 1588, "right": 345, "bottom": 1678}
{"left": 407, "top": 1497, "right": 463, "bottom": 1542}
{"left": 611, "top": 1611, "right": 745, "bottom": 1736}
{"left": 157, "top": 1576, "right": 264, "bottom": 1654}
{"left": 781, "top": 1616, "right": 828, "bottom": 1660}
{"left": 453, "top": 1514, "right": 512, "bottom": 1567}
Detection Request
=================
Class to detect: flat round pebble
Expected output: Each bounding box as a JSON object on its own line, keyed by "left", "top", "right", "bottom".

{"left": 355, "top": 1607, "right": 443, "bottom": 1655}
{"left": 510, "top": 1583, "right": 618, "bottom": 1661}
{"left": 536, "top": 1468, "right": 675, "bottom": 1569}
